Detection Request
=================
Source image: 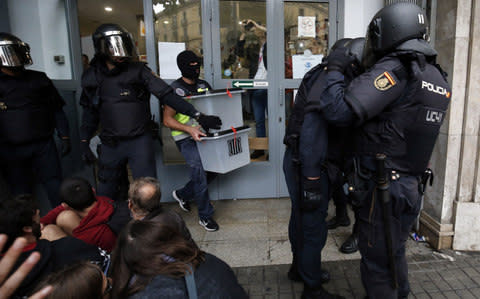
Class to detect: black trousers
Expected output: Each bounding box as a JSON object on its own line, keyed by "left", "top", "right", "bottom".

{"left": 357, "top": 175, "right": 421, "bottom": 299}
{"left": 0, "top": 138, "right": 62, "bottom": 206}
{"left": 96, "top": 134, "right": 156, "bottom": 200}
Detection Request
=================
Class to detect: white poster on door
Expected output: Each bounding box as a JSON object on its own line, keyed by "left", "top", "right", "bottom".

{"left": 158, "top": 42, "right": 185, "bottom": 79}
{"left": 292, "top": 54, "right": 323, "bottom": 79}
{"left": 298, "top": 16, "right": 316, "bottom": 38}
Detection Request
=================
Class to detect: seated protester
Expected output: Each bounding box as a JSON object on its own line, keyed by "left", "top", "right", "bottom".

{"left": 32, "top": 261, "right": 112, "bottom": 299}
{"left": 0, "top": 196, "right": 109, "bottom": 298}
{"left": 110, "top": 211, "right": 247, "bottom": 299}
{"left": 40, "top": 177, "right": 130, "bottom": 252}
{"left": 127, "top": 177, "right": 163, "bottom": 220}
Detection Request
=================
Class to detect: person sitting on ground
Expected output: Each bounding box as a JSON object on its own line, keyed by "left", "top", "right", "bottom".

{"left": 40, "top": 177, "right": 130, "bottom": 252}
{"left": 32, "top": 261, "right": 112, "bottom": 299}
{"left": 0, "top": 234, "right": 53, "bottom": 299}
{"left": 127, "top": 177, "right": 162, "bottom": 220}
{"left": 0, "top": 196, "right": 109, "bottom": 298}
{"left": 110, "top": 210, "right": 248, "bottom": 299}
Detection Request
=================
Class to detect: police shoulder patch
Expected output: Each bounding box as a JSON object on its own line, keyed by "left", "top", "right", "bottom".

{"left": 374, "top": 71, "right": 396, "bottom": 91}
{"left": 0, "top": 102, "right": 7, "bottom": 110}
{"left": 175, "top": 88, "right": 186, "bottom": 97}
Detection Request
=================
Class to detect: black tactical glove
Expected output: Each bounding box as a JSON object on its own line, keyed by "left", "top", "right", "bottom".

{"left": 60, "top": 138, "right": 71, "bottom": 157}
{"left": 80, "top": 140, "right": 96, "bottom": 164}
{"left": 327, "top": 47, "right": 355, "bottom": 74}
{"left": 302, "top": 178, "right": 326, "bottom": 210}
{"left": 195, "top": 113, "right": 222, "bottom": 132}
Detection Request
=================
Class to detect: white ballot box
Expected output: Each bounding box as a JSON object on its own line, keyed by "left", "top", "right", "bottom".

{"left": 196, "top": 126, "right": 251, "bottom": 174}
{"left": 188, "top": 89, "right": 244, "bottom": 133}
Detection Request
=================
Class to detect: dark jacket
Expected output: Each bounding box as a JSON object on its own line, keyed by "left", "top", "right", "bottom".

{"left": 79, "top": 58, "right": 198, "bottom": 140}
{"left": 0, "top": 70, "right": 69, "bottom": 144}
{"left": 11, "top": 237, "right": 109, "bottom": 298}
{"left": 128, "top": 253, "right": 247, "bottom": 299}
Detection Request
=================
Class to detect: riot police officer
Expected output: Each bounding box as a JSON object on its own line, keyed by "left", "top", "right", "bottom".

{"left": 314, "top": 3, "right": 451, "bottom": 298}
{"left": 80, "top": 24, "right": 221, "bottom": 200}
{"left": 0, "top": 33, "right": 71, "bottom": 206}
{"left": 283, "top": 38, "right": 364, "bottom": 299}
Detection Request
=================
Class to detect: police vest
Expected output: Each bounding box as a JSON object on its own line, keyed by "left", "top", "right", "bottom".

{"left": 347, "top": 53, "right": 451, "bottom": 175}
{"left": 82, "top": 62, "right": 151, "bottom": 138}
{"left": 169, "top": 79, "right": 210, "bottom": 141}
{"left": 0, "top": 71, "right": 58, "bottom": 144}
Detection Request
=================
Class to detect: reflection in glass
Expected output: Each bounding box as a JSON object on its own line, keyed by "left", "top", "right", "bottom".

{"left": 219, "top": 1, "right": 266, "bottom": 80}
{"left": 153, "top": 0, "right": 203, "bottom": 76}
{"left": 284, "top": 2, "right": 329, "bottom": 79}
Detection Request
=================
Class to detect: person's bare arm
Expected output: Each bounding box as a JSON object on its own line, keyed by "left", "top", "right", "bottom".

{"left": 0, "top": 235, "right": 53, "bottom": 299}
{"left": 163, "top": 105, "right": 206, "bottom": 142}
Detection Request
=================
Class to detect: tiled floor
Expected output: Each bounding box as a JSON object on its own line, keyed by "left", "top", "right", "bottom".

{"left": 167, "top": 197, "right": 432, "bottom": 268}
{"left": 169, "top": 197, "right": 480, "bottom": 298}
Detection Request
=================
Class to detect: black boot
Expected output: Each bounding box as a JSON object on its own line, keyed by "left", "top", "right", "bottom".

{"left": 288, "top": 263, "right": 330, "bottom": 284}
{"left": 327, "top": 204, "right": 350, "bottom": 230}
{"left": 339, "top": 234, "right": 358, "bottom": 254}
{"left": 326, "top": 215, "right": 351, "bottom": 229}
{"left": 301, "top": 285, "right": 345, "bottom": 299}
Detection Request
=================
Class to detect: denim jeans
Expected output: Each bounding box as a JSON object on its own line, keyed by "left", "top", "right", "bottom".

{"left": 250, "top": 89, "right": 268, "bottom": 138}
{"left": 175, "top": 138, "right": 216, "bottom": 220}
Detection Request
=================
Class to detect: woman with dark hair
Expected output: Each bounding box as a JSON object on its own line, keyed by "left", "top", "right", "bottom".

{"left": 110, "top": 211, "right": 247, "bottom": 298}
{"left": 33, "top": 261, "right": 112, "bottom": 299}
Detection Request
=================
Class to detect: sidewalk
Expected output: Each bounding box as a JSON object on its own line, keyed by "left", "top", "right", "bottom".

{"left": 234, "top": 249, "right": 480, "bottom": 299}
{"left": 168, "top": 197, "right": 480, "bottom": 298}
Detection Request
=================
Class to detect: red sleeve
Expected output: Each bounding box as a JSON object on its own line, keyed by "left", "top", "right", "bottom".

{"left": 73, "top": 224, "right": 117, "bottom": 252}
{"left": 96, "top": 226, "right": 117, "bottom": 252}
{"left": 40, "top": 205, "right": 66, "bottom": 225}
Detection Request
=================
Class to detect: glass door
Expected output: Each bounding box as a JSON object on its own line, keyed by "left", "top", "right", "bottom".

{"left": 277, "top": 0, "right": 336, "bottom": 196}
{"left": 209, "top": 0, "right": 335, "bottom": 198}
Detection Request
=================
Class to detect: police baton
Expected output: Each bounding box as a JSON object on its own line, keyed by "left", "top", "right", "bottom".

{"left": 290, "top": 134, "right": 305, "bottom": 254}
{"left": 375, "top": 153, "right": 398, "bottom": 289}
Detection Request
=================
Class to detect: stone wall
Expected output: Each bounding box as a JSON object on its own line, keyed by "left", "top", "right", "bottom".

{"left": 420, "top": 0, "right": 480, "bottom": 250}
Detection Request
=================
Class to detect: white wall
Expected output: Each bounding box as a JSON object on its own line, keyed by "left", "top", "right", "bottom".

{"left": 81, "top": 36, "right": 95, "bottom": 63}
{"left": 343, "top": 0, "right": 384, "bottom": 38}
{"left": 8, "top": 0, "right": 72, "bottom": 80}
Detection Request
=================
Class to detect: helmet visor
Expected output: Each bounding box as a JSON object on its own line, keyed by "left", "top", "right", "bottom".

{"left": 103, "top": 34, "right": 136, "bottom": 58}
{"left": 0, "top": 42, "right": 33, "bottom": 67}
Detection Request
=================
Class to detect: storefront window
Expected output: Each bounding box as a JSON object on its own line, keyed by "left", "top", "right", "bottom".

{"left": 77, "top": 0, "right": 145, "bottom": 69}
{"left": 284, "top": 2, "right": 329, "bottom": 79}
{"left": 153, "top": 0, "right": 203, "bottom": 78}
{"left": 219, "top": 0, "right": 267, "bottom": 80}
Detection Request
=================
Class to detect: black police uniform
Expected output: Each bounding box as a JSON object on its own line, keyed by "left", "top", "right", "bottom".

{"left": 80, "top": 59, "right": 199, "bottom": 200}
{"left": 0, "top": 70, "right": 69, "bottom": 206}
{"left": 283, "top": 61, "right": 348, "bottom": 293}
{"left": 320, "top": 46, "right": 451, "bottom": 298}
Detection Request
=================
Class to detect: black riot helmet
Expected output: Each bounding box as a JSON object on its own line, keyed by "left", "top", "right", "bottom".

{"left": 0, "top": 33, "right": 33, "bottom": 67}
{"left": 347, "top": 37, "right": 365, "bottom": 66}
{"left": 329, "top": 38, "right": 352, "bottom": 53}
{"left": 92, "top": 24, "right": 137, "bottom": 58}
{"left": 363, "top": 2, "right": 429, "bottom": 68}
